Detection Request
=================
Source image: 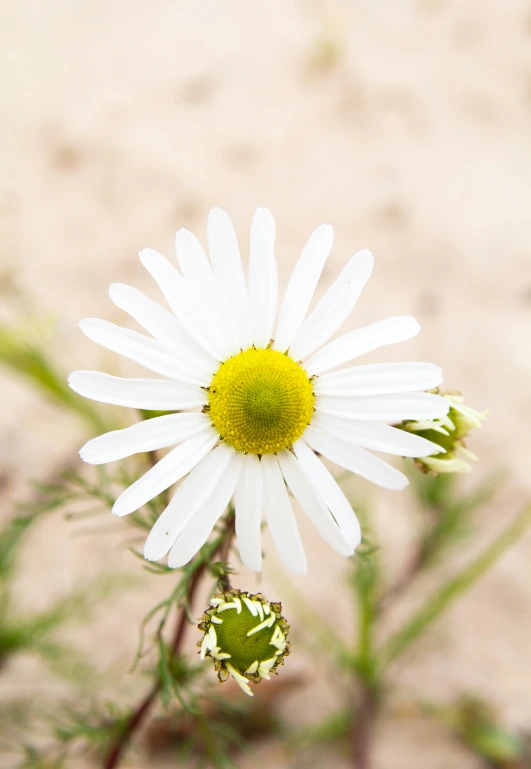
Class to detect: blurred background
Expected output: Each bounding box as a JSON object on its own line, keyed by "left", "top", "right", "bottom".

{"left": 1, "top": 1, "right": 531, "bottom": 768}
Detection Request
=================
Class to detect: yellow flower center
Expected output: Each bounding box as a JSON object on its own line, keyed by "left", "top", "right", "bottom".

{"left": 208, "top": 348, "right": 314, "bottom": 455}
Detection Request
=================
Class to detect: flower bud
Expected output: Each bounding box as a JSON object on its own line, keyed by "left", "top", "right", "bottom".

{"left": 197, "top": 589, "right": 290, "bottom": 696}
{"left": 402, "top": 391, "right": 488, "bottom": 475}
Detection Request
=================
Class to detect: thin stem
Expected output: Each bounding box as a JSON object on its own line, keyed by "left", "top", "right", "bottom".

{"left": 352, "top": 684, "right": 378, "bottom": 769}
{"left": 217, "top": 516, "right": 235, "bottom": 592}
{"left": 103, "top": 683, "right": 159, "bottom": 769}
{"left": 382, "top": 503, "right": 531, "bottom": 664}
{"left": 351, "top": 555, "right": 380, "bottom": 769}
{"left": 377, "top": 548, "right": 424, "bottom": 614}
{"left": 103, "top": 523, "right": 235, "bottom": 769}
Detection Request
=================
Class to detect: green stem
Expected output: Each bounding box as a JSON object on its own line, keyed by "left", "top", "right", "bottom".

{"left": 352, "top": 551, "right": 380, "bottom": 684}
{"left": 268, "top": 561, "right": 351, "bottom": 669}
{"left": 103, "top": 522, "right": 236, "bottom": 769}
{"left": 356, "top": 591, "right": 376, "bottom": 684}
{"left": 351, "top": 553, "right": 380, "bottom": 769}
{"left": 382, "top": 504, "right": 531, "bottom": 664}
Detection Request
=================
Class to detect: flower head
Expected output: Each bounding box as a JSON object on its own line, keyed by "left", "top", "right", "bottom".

{"left": 69, "top": 208, "right": 449, "bottom": 573}
{"left": 198, "top": 589, "right": 289, "bottom": 696}
{"left": 401, "top": 391, "right": 488, "bottom": 474}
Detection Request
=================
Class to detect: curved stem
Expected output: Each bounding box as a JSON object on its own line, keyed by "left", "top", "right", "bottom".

{"left": 103, "top": 683, "right": 159, "bottom": 769}
{"left": 103, "top": 523, "right": 235, "bottom": 769}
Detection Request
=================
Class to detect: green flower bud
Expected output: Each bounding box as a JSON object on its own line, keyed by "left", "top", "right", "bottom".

{"left": 197, "top": 589, "right": 290, "bottom": 696}
{"left": 402, "top": 391, "right": 488, "bottom": 475}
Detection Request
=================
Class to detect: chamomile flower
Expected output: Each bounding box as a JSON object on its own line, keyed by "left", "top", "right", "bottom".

{"left": 69, "top": 208, "right": 449, "bottom": 574}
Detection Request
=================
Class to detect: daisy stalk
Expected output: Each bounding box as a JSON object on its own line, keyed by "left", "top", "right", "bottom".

{"left": 103, "top": 516, "right": 235, "bottom": 769}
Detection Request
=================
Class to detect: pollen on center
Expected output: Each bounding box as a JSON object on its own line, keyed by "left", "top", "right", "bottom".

{"left": 207, "top": 347, "right": 314, "bottom": 455}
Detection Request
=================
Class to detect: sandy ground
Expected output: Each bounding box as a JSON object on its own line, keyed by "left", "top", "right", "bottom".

{"left": 1, "top": 1, "right": 531, "bottom": 767}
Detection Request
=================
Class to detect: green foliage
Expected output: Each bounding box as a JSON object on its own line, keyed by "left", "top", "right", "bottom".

{"left": 0, "top": 505, "right": 129, "bottom": 684}
{"left": 1, "top": 576, "right": 125, "bottom": 675}
{"left": 24, "top": 462, "right": 168, "bottom": 539}
{"left": 428, "top": 695, "right": 527, "bottom": 766}
{"left": 290, "top": 708, "right": 351, "bottom": 752}
{"left": 0, "top": 507, "right": 45, "bottom": 583}
{"left": 351, "top": 535, "right": 380, "bottom": 687}
{"left": 4, "top": 451, "right": 528, "bottom": 769}
{"left": 0, "top": 313, "right": 528, "bottom": 769}
{"left": 0, "top": 463, "right": 134, "bottom": 677}
{"left": 0, "top": 499, "right": 115, "bottom": 765}
{"left": 267, "top": 560, "right": 351, "bottom": 670}
{"left": 15, "top": 745, "right": 68, "bottom": 769}
{"left": 280, "top": 469, "right": 531, "bottom": 769}
{"left": 55, "top": 701, "right": 132, "bottom": 757}
{"left": 0, "top": 320, "right": 107, "bottom": 433}
{"left": 382, "top": 503, "right": 531, "bottom": 664}
{"left": 156, "top": 637, "right": 201, "bottom": 713}
{"left": 131, "top": 514, "right": 236, "bottom": 675}
{"left": 410, "top": 468, "right": 501, "bottom": 568}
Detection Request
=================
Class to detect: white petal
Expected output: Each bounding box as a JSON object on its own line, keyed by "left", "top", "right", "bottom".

{"left": 261, "top": 454, "right": 307, "bottom": 575}
{"left": 304, "top": 316, "right": 420, "bottom": 376}
{"left": 68, "top": 371, "right": 207, "bottom": 410}
{"left": 292, "top": 439, "right": 361, "bottom": 549}
{"left": 315, "top": 392, "right": 450, "bottom": 422}
{"left": 304, "top": 426, "right": 409, "bottom": 490}
{"left": 79, "top": 412, "right": 211, "bottom": 465}
{"left": 289, "top": 249, "right": 374, "bottom": 361}
{"left": 168, "top": 452, "right": 243, "bottom": 568}
{"left": 248, "top": 208, "right": 277, "bottom": 348}
{"left": 174, "top": 228, "right": 212, "bottom": 286}
{"left": 79, "top": 318, "right": 210, "bottom": 386}
{"left": 234, "top": 454, "right": 263, "bottom": 572}
{"left": 314, "top": 362, "right": 443, "bottom": 397}
{"left": 274, "top": 224, "right": 333, "bottom": 353}
{"left": 277, "top": 450, "right": 353, "bottom": 556}
{"left": 112, "top": 429, "right": 218, "bottom": 517}
{"left": 175, "top": 230, "right": 240, "bottom": 356}
{"left": 208, "top": 207, "right": 253, "bottom": 349}
{"left": 144, "top": 442, "right": 235, "bottom": 561}
{"left": 312, "top": 412, "right": 443, "bottom": 457}
{"left": 139, "top": 248, "right": 229, "bottom": 361}
{"left": 109, "top": 283, "right": 217, "bottom": 376}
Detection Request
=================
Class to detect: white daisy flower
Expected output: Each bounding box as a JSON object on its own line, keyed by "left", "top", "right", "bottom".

{"left": 69, "top": 208, "right": 448, "bottom": 574}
